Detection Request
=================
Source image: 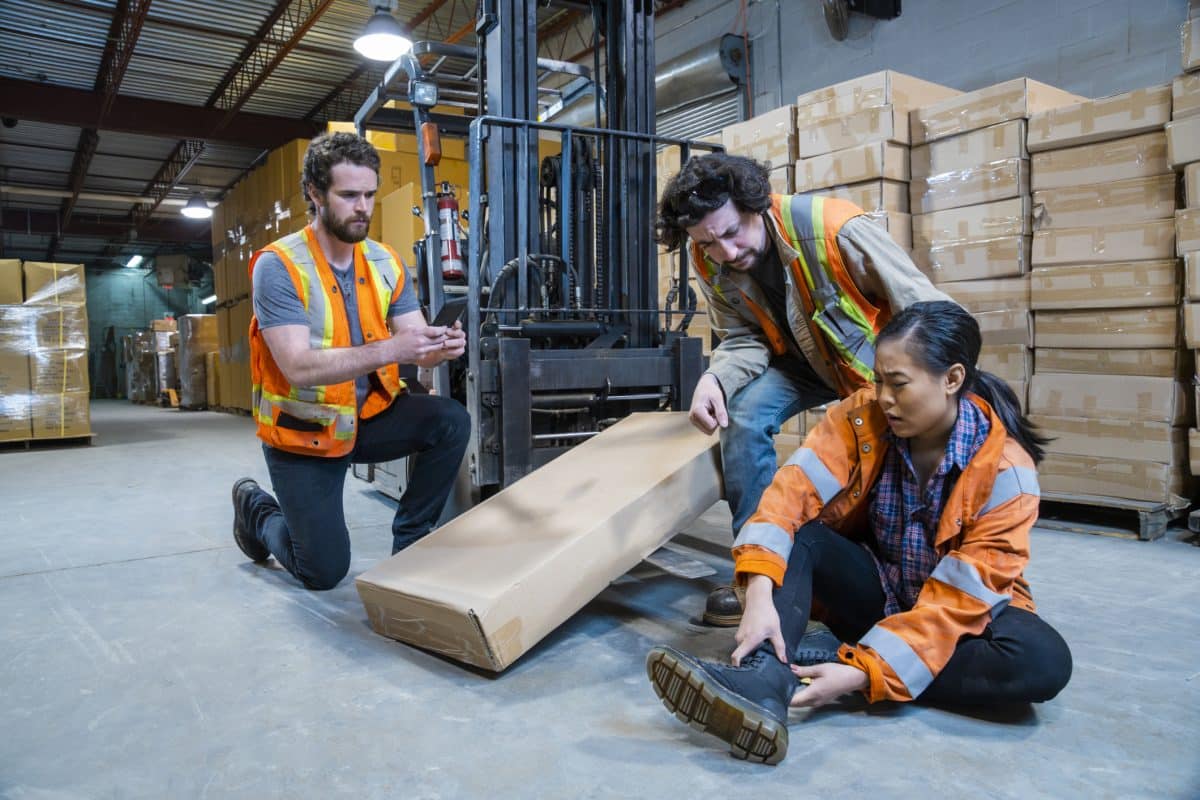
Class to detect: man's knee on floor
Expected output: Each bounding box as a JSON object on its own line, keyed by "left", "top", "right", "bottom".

{"left": 1023, "top": 625, "right": 1073, "bottom": 702}
{"left": 299, "top": 556, "right": 351, "bottom": 591}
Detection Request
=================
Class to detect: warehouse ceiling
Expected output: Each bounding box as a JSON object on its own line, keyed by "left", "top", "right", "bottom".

{"left": 0, "top": 0, "right": 685, "bottom": 271}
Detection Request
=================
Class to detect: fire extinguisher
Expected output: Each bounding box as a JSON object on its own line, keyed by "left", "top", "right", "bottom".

{"left": 436, "top": 182, "right": 465, "bottom": 280}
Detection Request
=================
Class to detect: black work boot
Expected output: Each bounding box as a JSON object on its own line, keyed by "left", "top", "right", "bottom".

{"left": 231, "top": 477, "right": 270, "bottom": 563}
{"left": 646, "top": 644, "right": 796, "bottom": 764}
{"left": 793, "top": 626, "right": 843, "bottom": 667}
{"left": 702, "top": 584, "right": 746, "bottom": 627}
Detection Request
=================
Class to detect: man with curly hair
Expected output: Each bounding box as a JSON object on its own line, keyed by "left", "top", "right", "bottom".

{"left": 658, "top": 152, "right": 951, "bottom": 626}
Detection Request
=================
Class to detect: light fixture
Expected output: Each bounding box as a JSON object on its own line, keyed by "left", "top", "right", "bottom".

{"left": 181, "top": 193, "right": 212, "bottom": 219}
{"left": 125, "top": 254, "right": 144, "bottom": 268}
{"left": 354, "top": 7, "right": 412, "bottom": 61}
{"left": 201, "top": 294, "right": 217, "bottom": 305}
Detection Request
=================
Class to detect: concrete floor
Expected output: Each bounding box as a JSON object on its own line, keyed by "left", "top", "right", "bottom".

{"left": 2, "top": 400, "right": 1199, "bottom": 799}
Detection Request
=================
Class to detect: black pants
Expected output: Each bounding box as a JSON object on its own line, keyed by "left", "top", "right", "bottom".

{"left": 774, "top": 521, "right": 1072, "bottom": 705}
{"left": 246, "top": 392, "right": 470, "bottom": 590}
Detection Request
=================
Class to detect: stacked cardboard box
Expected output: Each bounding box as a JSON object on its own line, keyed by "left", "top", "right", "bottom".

{"left": 0, "top": 259, "right": 33, "bottom": 441}
{"left": 1024, "top": 85, "right": 1185, "bottom": 504}
{"left": 125, "top": 331, "right": 157, "bottom": 404}
{"left": 910, "top": 78, "right": 1088, "bottom": 409}
{"left": 793, "top": 71, "right": 960, "bottom": 251}
{"left": 21, "top": 262, "right": 91, "bottom": 439}
{"left": 1172, "top": 63, "right": 1200, "bottom": 487}
{"left": 177, "top": 314, "right": 218, "bottom": 409}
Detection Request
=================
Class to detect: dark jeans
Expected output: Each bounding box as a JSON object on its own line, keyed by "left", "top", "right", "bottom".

{"left": 246, "top": 392, "right": 470, "bottom": 590}
{"left": 773, "top": 521, "right": 1073, "bottom": 705}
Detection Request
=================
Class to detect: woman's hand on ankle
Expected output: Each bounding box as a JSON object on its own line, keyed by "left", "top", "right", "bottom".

{"left": 731, "top": 575, "right": 786, "bottom": 666}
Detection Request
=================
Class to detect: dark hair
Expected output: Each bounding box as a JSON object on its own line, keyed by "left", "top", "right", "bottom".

{"left": 876, "top": 301, "right": 1049, "bottom": 463}
{"left": 301, "top": 132, "right": 382, "bottom": 214}
{"left": 656, "top": 152, "right": 772, "bottom": 250}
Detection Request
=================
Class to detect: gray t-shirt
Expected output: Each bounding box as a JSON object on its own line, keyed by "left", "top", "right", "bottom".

{"left": 252, "top": 250, "right": 419, "bottom": 409}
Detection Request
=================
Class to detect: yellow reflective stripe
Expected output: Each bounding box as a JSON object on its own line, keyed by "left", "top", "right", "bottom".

{"left": 838, "top": 293, "right": 876, "bottom": 336}
{"left": 784, "top": 196, "right": 817, "bottom": 294}
{"left": 812, "top": 315, "right": 874, "bottom": 380}
{"left": 811, "top": 195, "right": 829, "bottom": 282}
{"left": 273, "top": 238, "right": 311, "bottom": 310}
{"left": 363, "top": 242, "right": 394, "bottom": 318}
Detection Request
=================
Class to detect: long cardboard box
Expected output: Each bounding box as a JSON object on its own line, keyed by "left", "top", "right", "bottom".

{"left": 354, "top": 412, "right": 723, "bottom": 671}
{"left": 978, "top": 344, "right": 1031, "bottom": 382}
{"left": 1174, "top": 73, "right": 1200, "bottom": 120}
{"left": 768, "top": 165, "right": 794, "bottom": 194}
{"left": 1028, "top": 373, "right": 1189, "bottom": 424}
{"left": 722, "top": 105, "right": 796, "bottom": 168}
{"left": 1034, "top": 307, "right": 1178, "bottom": 349}
{"left": 30, "top": 391, "right": 90, "bottom": 439}
{"left": 1031, "top": 414, "right": 1185, "bottom": 463}
{"left": 1184, "top": 302, "right": 1200, "bottom": 347}
{"left": 0, "top": 259, "right": 21, "bottom": 304}
{"left": 1031, "top": 174, "right": 1177, "bottom": 230}
{"left": 1187, "top": 252, "right": 1200, "bottom": 300}
{"left": 912, "top": 196, "right": 1031, "bottom": 250}
{"left": 937, "top": 276, "right": 1029, "bottom": 312}
{"left": 909, "top": 158, "right": 1029, "bottom": 214}
{"left": 819, "top": 179, "right": 908, "bottom": 212}
{"left": 1179, "top": 207, "right": 1200, "bottom": 254}
{"left": 795, "top": 70, "right": 960, "bottom": 123}
{"left": 1038, "top": 453, "right": 1187, "bottom": 505}
{"left": 912, "top": 235, "right": 1030, "bottom": 282}
{"left": 910, "top": 120, "right": 1027, "bottom": 179}
{"left": 910, "top": 77, "right": 1085, "bottom": 145}
{"left": 1185, "top": 16, "right": 1199, "bottom": 73}
{"left": 1034, "top": 347, "right": 1189, "bottom": 379}
{"left": 976, "top": 308, "right": 1031, "bottom": 347}
{"left": 1030, "top": 132, "right": 1169, "bottom": 190}
{"left": 21, "top": 262, "right": 85, "bottom": 305}
{"left": 796, "top": 105, "right": 908, "bottom": 158}
{"left": 1031, "top": 219, "right": 1177, "bottom": 266}
{"left": 1187, "top": 162, "right": 1200, "bottom": 208}
{"left": 1030, "top": 260, "right": 1179, "bottom": 310}
{"left": 794, "top": 141, "right": 909, "bottom": 192}
{"left": 1191, "top": 429, "right": 1200, "bottom": 476}
{"left": 1165, "top": 114, "right": 1200, "bottom": 168}
{"left": 1026, "top": 85, "right": 1172, "bottom": 152}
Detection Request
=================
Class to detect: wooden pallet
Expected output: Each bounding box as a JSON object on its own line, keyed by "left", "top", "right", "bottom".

{"left": 1037, "top": 491, "right": 1190, "bottom": 541}
{"left": 211, "top": 405, "right": 252, "bottom": 417}
{"left": 0, "top": 433, "right": 95, "bottom": 451}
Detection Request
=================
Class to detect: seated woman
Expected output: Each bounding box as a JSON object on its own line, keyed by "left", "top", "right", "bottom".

{"left": 646, "top": 301, "right": 1072, "bottom": 765}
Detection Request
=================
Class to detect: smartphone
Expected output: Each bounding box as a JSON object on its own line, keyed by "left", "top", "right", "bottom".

{"left": 430, "top": 297, "right": 467, "bottom": 328}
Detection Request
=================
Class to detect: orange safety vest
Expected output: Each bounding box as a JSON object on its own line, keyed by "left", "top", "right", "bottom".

{"left": 249, "top": 224, "right": 408, "bottom": 458}
{"left": 690, "top": 194, "right": 888, "bottom": 396}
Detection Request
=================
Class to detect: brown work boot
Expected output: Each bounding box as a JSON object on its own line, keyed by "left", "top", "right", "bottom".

{"left": 703, "top": 584, "right": 746, "bottom": 627}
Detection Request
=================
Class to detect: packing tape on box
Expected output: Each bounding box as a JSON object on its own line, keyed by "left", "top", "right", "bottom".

{"left": 1029, "top": 87, "right": 1167, "bottom": 139}
{"left": 914, "top": 158, "right": 1025, "bottom": 207}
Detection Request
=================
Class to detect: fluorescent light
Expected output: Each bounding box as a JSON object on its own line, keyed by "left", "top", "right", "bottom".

{"left": 181, "top": 193, "right": 212, "bottom": 219}
{"left": 126, "top": 254, "right": 144, "bottom": 268}
{"left": 354, "top": 9, "right": 412, "bottom": 61}
{"left": 201, "top": 294, "right": 217, "bottom": 305}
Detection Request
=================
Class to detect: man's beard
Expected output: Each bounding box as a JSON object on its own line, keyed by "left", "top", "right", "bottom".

{"left": 321, "top": 205, "right": 370, "bottom": 244}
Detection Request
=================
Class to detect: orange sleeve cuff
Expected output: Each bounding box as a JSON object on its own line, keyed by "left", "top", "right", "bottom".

{"left": 732, "top": 551, "right": 787, "bottom": 588}
{"left": 838, "top": 644, "right": 889, "bottom": 704}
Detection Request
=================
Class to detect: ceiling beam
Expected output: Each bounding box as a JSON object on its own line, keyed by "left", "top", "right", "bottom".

{"left": 2, "top": 78, "right": 323, "bottom": 150}
{"left": 1, "top": 207, "right": 210, "bottom": 244}
{"left": 131, "top": 139, "right": 207, "bottom": 228}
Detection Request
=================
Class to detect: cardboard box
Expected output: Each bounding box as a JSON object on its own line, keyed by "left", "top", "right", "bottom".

{"left": 794, "top": 141, "right": 908, "bottom": 192}
{"left": 1031, "top": 219, "right": 1177, "bottom": 266}
{"left": 1187, "top": 162, "right": 1200, "bottom": 208}
{"left": 774, "top": 432, "right": 803, "bottom": 467}
{"left": 1179, "top": 208, "right": 1200, "bottom": 254}
{"left": 1174, "top": 73, "right": 1200, "bottom": 120}
{"left": 819, "top": 179, "right": 909, "bottom": 212}
{"left": 0, "top": 259, "right": 21, "bottom": 304}
{"left": 205, "top": 351, "right": 220, "bottom": 408}
{"left": 978, "top": 343, "right": 1031, "bottom": 382}
{"left": 1035, "top": 347, "right": 1188, "bottom": 379}
{"left": 796, "top": 105, "right": 908, "bottom": 158}
{"left": 151, "top": 318, "right": 177, "bottom": 332}
{"left": 354, "top": 412, "right": 722, "bottom": 672}
{"left": 1168, "top": 115, "right": 1200, "bottom": 168}
{"left": 862, "top": 210, "right": 912, "bottom": 251}
{"left": 937, "top": 276, "right": 1029, "bottom": 312}
{"left": 1031, "top": 414, "right": 1185, "bottom": 463}
{"left": 1030, "top": 132, "right": 1169, "bottom": 191}
{"left": 910, "top": 120, "right": 1027, "bottom": 179}
{"left": 1030, "top": 260, "right": 1179, "bottom": 310}
{"left": 1185, "top": 302, "right": 1200, "bottom": 347}
{"left": 21, "top": 262, "right": 85, "bottom": 305}
{"left": 31, "top": 305, "right": 88, "bottom": 351}
{"left": 1185, "top": 17, "right": 1200, "bottom": 73}
{"left": 380, "top": 183, "right": 426, "bottom": 267}
{"left": 1038, "top": 453, "right": 1187, "bottom": 505}
{"left": 909, "top": 158, "right": 1029, "bottom": 214}
{"left": 0, "top": 350, "right": 32, "bottom": 442}
{"left": 795, "top": 70, "right": 959, "bottom": 122}
{"left": 178, "top": 314, "right": 218, "bottom": 408}
{"left": 1031, "top": 174, "right": 1177, "bottom": 231}
{"left": 1035, "top": 307, "right": 1178, "bottom": 349}
{"left": 768, "top": 165, "right": 794, "bottom": 194}
{"left": 30, "top": 391, "right": 90, "bottom": 439}
{"left": 976, "top": 308, "right": 1031, "bottom": 347}
{"left": 1028, "top": 373, "right": 1189, "bottom": 424}
{"left": 1187, "top": 252, "right": 1200, "bottom": 300}
{"left": 29, "top": 348, "right": 89, "bottom": 395}
{"left": 721, "top": 105, "right": 796, "bottom": 168}
{"left": 912, "top": 196, "right": 1031, "bottom": 250}
{"left": 1026, "top": 85, "right": 1172, "bottom": 152}
{"left": 910, "top": 77, "right": 1085, "bottom": 145}
{"left": 913, "top": 235, "right": 1030, "bottom": 282}
{"left": 1191, "top": 429, "right": 1200, "bottom": 476}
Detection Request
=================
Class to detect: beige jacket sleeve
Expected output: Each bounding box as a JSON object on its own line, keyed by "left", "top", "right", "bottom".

{"left": 836, "top": 216, "right": 956, "bottom": 310}
{"left": 693, "top": 259, "right": 772, "bottom": 400}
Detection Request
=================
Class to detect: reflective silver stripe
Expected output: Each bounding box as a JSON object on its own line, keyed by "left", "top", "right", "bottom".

{"left": 860, "top": 625, "right": 935, "bottom": 699}
{"left": 930, "top": 555, "right": 1010, "bottom": 615}
{"left": 733, "top": 521, "right": 794, "bottom": 562}
{"left": 979, "top": 466, "right": 1040, "bottom": 517}
{"left": 784, "top": 447, "right": 843, "bottom": 504}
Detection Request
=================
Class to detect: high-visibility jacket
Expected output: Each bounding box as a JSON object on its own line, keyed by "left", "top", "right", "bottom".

{"left": 734, "top": 388, "right": 1041, "bottom": 703}
{"left": 690, "top": 194, "right": 887, "bottom": 396}
{"left": 249, "top": 225, "right": 407, "bottom": 458}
